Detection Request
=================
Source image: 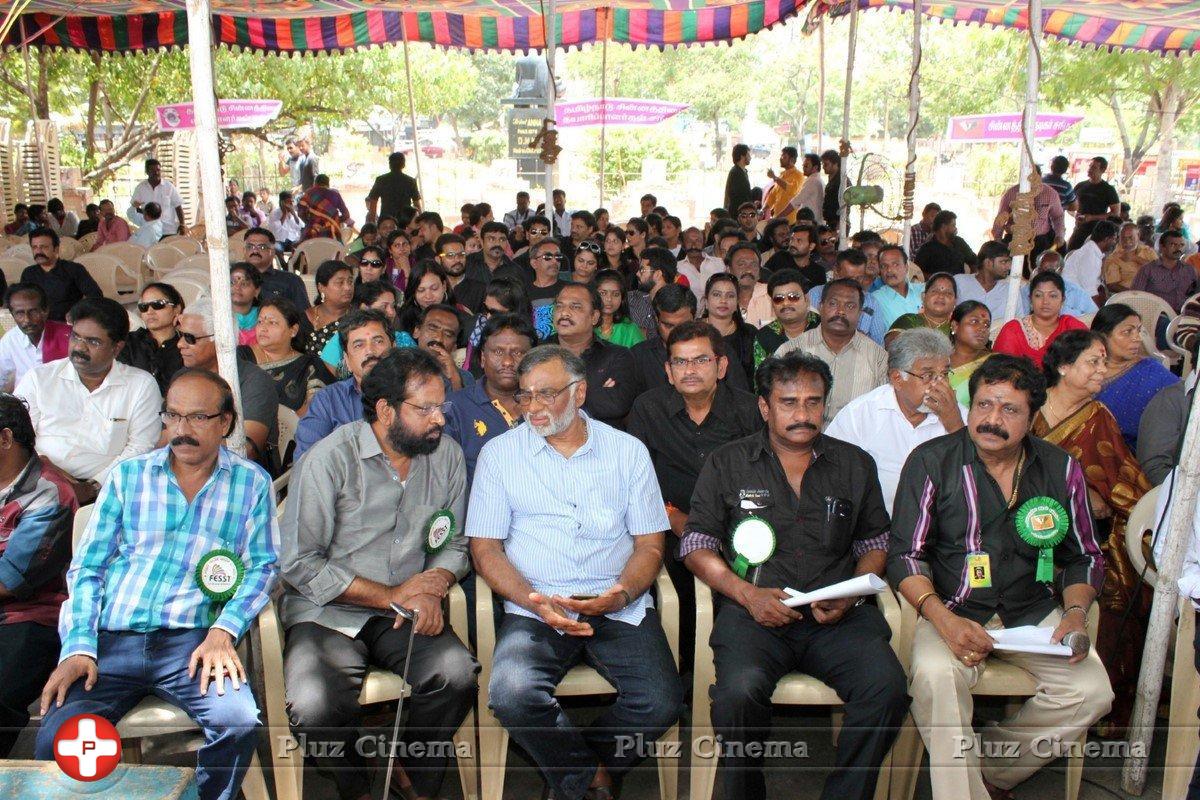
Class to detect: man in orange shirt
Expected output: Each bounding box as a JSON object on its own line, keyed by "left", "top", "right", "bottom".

{"left": 1104, "top": 222, "right": 1158, "bottom": 293}
{"left": 763, "top": 147, "right": 804, "bottom": 223}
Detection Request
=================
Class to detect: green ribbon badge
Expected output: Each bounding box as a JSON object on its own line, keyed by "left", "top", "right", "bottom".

{"left": 1015, "top": 496, "right": 1069, "bottom": 583}
{"left": 424, "top": 509, "right": 456, "bottom": 554}
{"left": 195, "top": 548, "right": 245, "bottom": 623}
{"left": 730, "top": 516, "right": 776, "bottom": 579}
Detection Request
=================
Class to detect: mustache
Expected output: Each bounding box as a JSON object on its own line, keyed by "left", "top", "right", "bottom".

{"left": 70, "top": 350, "right": 90, "bottom": 362}
{"left": 786, "top": 422, "right": 820, "bottom": 433}
{"left": 975, "top": 424, "right": 1009, "bottom": 440}
{"left": 170, "top": 436, "right": 200, "bottom": 447}
{"left": 361, "top": 355, "right": 382, "bottom": 369}
{"left": 827, "top": 315, "right": 849, "bottom": 326}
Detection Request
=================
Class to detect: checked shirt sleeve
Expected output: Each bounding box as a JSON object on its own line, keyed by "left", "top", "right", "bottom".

{"left": 213, "top": 472, "right": 280, "bottom": 641}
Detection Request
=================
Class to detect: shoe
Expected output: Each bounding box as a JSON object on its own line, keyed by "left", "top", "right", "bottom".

{"left": 585, "top": 786, "right": 617, "bottom": 800}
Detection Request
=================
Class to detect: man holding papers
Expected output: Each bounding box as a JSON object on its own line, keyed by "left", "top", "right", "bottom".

{"left": 888, "top": 354, "right": 1112, "bottom": 800}
{"left": 681, "top": 351, "right": 908, "bottom": 800}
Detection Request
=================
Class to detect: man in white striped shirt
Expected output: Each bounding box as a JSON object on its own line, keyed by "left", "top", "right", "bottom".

{"left": 468, "top": 345, "right": 683, "bottom": 800}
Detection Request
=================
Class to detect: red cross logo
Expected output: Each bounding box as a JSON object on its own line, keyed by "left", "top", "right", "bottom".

{"left": 53, "top": 714, "right": 122, "bottom": 781}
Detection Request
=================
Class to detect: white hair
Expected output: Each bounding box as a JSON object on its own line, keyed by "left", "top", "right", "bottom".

{"left": 887, "top": 327, "right": 952, "bottom": 373}
{"left": 180, "top": 293, "right": 215, "bottom": 336}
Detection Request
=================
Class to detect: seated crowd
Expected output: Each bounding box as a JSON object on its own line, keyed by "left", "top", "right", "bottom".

{"left": 3, "top": 147, "right": 1200, "bottom": 800}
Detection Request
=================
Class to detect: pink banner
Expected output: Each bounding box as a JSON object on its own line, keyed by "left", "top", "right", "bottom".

{"left": 156, "top": 99, "right": 283, "bottom": 131}
{"left": 554, "top": 98, "right": 689, "bottom": 129}
{"left": 945, "top": 113, "right": 1084, "bottom": 143}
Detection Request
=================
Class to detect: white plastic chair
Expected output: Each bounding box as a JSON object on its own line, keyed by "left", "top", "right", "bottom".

{"left": 95, "top": 242, "right": 146, "bottom": 292}
{"left": 287, "top": 237, "right": 344, "bottom": 272}
{"left": 174, "top": 253, "right": 211, "bottom": 273}
{"left": 4, "top": 242, "right": 32, "bottom": 262}
{"left": 161, "top": 235, "right": 201, "bottom": 255}
{"left": 476, "top": 572, "right": 680, "bottom": 800}
{"left": 690, "top": 578, "right": 900, "bottom": 800}
{"left": 76, "top": 253, "right": 140, "bottom": 304}
{"left": 0, "top": 257, "right": 27, "bottom": 288}
{"left": 144, "top": 242, "right": 188, "bottom": 276}
{"left": 272, "top": 405, "right": 299, "bottom": 495}
{"left": 1125, "top": 484, "right": 1163, "bottom": 588}
{"left": 71, "top": 505, "right": 271, "bottom": 800}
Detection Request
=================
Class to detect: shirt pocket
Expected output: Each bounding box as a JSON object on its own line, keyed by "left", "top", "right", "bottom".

{"left": 819, "top": 496, "right": 855, "bottom": 555}
{"left": 100, "top": 419, "right": 130, "bottom": 456}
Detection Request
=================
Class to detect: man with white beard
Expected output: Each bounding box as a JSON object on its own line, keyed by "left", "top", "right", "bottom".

{"left": 467, "top": 345, "right": 683, "bottom": 800}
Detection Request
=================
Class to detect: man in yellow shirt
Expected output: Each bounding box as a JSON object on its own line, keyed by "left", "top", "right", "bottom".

{"left": 763, "top": 147, "right": 805, "bottom": 222}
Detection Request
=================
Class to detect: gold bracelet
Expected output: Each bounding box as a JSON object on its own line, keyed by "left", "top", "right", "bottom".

{"left": 915, "top": 591, "right": 938, "bottom": 619}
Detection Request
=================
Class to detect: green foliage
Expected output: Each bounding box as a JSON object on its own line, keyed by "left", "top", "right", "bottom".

{"left": 583, "top": 129, "right": 690, "bottom": 195}
{"left": 964, "top": 146, "right": 1019, "bottom": 201}
{"left": 464, "top": 130, "right": 507, "bottom": 163}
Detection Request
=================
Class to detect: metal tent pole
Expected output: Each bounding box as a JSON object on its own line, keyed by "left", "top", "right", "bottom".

{"left": 401, "top": 24, "right": 424, "bottom": 201}
{"left": 544, "top": 0, "right": 558, "bottom": 218}
{"left": 838, "top": 1, "right": 859, "bottom": 246}
{"left": 901, "top": 2, "right": 922, "bottom": 252}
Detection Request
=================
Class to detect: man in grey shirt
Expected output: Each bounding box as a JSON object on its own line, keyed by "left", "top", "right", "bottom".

{"left": 281, "top": 348, "right": 478, "bottom": 800}
{"left": 1138, "top": 373, "right": 1197, "bottom": 486}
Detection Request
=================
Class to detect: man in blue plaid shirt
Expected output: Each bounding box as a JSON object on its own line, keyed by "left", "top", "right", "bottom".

{"left": 35, "top": 369, "right": 280, "bottom": 800}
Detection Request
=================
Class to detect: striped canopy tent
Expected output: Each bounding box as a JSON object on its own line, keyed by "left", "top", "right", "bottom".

{"left": 806, "top": 0, "right": 1200, "bottom": 54}
{"left": 3, "top": 0, "right": 811, "bottom": 53}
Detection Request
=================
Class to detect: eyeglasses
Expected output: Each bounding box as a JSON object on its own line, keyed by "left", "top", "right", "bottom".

{"left": 68, "top": 330, "right": 109, "bottom": 349}
{"left": 438, "top": 250, "right": 465, "bottom": 259}
{"left": 515, "top": 380, "right": 580, "bottom": 407}
{"left": 137, "top": 300, "right": 177, "bottom": 312}
{"left": 903, "top": 369, "right": 951, "bottom": 383}
{"left": 245, "top": 242, "right": 273, "bottom": 252}
{"left": 535, "top": 253, "right": 564, "bottom": 262}
{"left": 161, "top": 410, "right": 224, "bottom": 426}
{"left": 402, "top": 400, "right": 454, "bottom": 418}
{"left": 179, "top": 331, "right": 215, "bottom": 345}
{"left": 771, "top": 292, "right": 805, "bottom": 304}
{"left": 668, "top": 355, "right": 716, "bottom": 369}
{"left": 480, "top": 305, "right": 508, "bottom": 317}
{"left": 577, "top": 241, "right": 602, "bottom": 254}
{"left": 360, "top": 259, "right": 384, "bottom": 268}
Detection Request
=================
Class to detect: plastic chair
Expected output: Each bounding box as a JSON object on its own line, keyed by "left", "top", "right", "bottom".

{"left": 4, "top": 242, "right": 32, "bottom": 261}
{"left": 57, "top": 236, "right": 83, "bottom": 260}
{"left": 1167, "top": 314, "right": 1197, "bottom": 379}
{"left": 1107, "top": 290, "right": 1178, "bottom": 331}
{"left": 145, "top": 242, "right": 188, "bottom": 276}
{"left": 74, "top": 231, "right": 98, "bottom": 253}
{"left": 95, "top": 242, "right": 146, "bottom": 292}
{"left": 174, "top": 253, "right": 211, "bottom": 273}
{"left": 272, "top": 405, "right": 299, "bottom": 495}
{"left": 476, "top": 571, "right": 680, "bottom": 800}
{"left": 1125, "top": 484, "right": 1163, "bottom": 588}
{"left": 0, "top": 257, "right": 27, "bottom": 288}
{"left": 287, "top": 237, "right": 344, "bottom": 272}
{"left": 1164, "top": 596, "right": 1200, "bottom": 799}
{"left": 690, "top": 578, "right": 900, "bottom": 800}
{"left": 889, "top": 597, "right": 1100, "bottom": 800}
{"left": 257, "top": 584, "right": 479, "bottom": 800}
{"left": 71, "top": 505, "right": 271, "bottom": 800}
{"left": 76, "top": 253, "right": 140, "bottom": 304}
{"left": 162, "top": 235, "right": 201, "bottom": 255}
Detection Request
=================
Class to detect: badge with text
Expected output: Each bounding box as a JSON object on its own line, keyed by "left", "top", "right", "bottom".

{"left": 1015, "top": 496, "right": 1069, "bottom": 582}
{"left": 967, "top": 552, "right": 992, "bottom": 589}
{"left": 424, "top": 509, "right": 456, "bottom": 554}
{"left": 196, "top": 548, "right": 244, "bottom": 623}
{"left": 730, "top": 516, "right": 776, "bottom": 578}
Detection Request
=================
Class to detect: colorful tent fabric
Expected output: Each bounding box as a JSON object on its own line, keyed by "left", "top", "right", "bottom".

{"left": 806, "top": 0, "right": 1200, "bottom": 54}
{"left": 3, "top": 0, "right": 808, "bottom": 53}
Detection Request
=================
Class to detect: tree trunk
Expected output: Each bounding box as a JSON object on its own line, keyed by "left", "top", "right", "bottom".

{"left": 1152, "top": 79, "right": 1180, "bottom": 216}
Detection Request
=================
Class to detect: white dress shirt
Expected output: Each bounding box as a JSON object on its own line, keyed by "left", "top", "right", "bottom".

{"left": 269, "top": 208, "right": 304, "bottom": 244}
{"left": 130, "top": 179, "right": 184, "bottom": 234}
{"left": 551, "top": 208, "right": 572, "bottom": 238}
{"left": 1063, "top": 240, "right": 1105, "bottom": 298}
{"left": 0, "top": 327, "right": 42, "bottom": 389}
{"left": 825, "top": 383, "right": 966, "bottom": 514}
{"left": 677, "top": 254, "right": 727, "bottom": 308}
{"left": 954, "top": 274, "right": 1030, "bottom": 321}
{"left": 15, "top": 358, "right": 162, "bottom": 482}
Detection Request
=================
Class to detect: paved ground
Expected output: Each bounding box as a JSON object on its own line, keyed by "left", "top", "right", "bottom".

{"left": 13, "top": 700, "right": 1173, "bottom": 798}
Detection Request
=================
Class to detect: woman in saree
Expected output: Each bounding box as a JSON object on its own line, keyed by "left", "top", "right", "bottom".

{"left": 1092, "top": 303, "right": 1180, "bottom": 451}
{"left": 238, "top": 297, "right": 335, "bottom": 416}
{"left": 885, "top": 271, "right": 957, "bottom": 346}
{"left": 1034, "top": 330, "right": 1152, "bottom": 736}
{"left": 947, "top": 300, "right": 992, "bottom": 406}
{"left": 993, "top": 270, "right": 1087, "bottom": 367}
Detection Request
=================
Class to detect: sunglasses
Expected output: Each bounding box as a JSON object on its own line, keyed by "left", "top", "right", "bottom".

{"left": 771, "top": 292, "right": 805, "bottom": 304}
{"left": 179, "top": 331, "right": 215, "bottom": 345}
{"left": 359, "top": 259, "right": 385, "bottom": 268}
{"left": 138, "top": 299, "right": 177, "bottom": 312}
{"left": 577, "top": 241, "right": 602, "bottom": 255}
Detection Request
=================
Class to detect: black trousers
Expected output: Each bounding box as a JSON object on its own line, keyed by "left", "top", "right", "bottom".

{"left": 0, "top": 621, "right": 59, "bottom": 758}
{"left": 710, "top": 602, "right": 909, "bottom": 800}
{"left": 284, "top": 617, "right": 479, "bottom": 800}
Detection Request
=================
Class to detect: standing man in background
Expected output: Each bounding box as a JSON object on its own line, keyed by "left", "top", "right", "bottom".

{"left": 725, "top": 144, "right": 753, "bottom": 216}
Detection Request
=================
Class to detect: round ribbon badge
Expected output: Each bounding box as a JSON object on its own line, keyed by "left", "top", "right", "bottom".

{"left": 730, "top": 516, "right": 776, "bottom": 578}
{"left": 195, "top": 549, "right": 244, "bottom": 622}
{"left": 424, "top": 509, "right": 456, "bottom": 554}
{"left": 1015, "top": 496, "right": 1069, "bottom": 582}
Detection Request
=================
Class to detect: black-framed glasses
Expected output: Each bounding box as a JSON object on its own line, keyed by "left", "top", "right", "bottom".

{"left": 137, "top": 300, "right": 177, "bottom": 312}
{"left": 514, "top": 380, "right": 580, "bottom": 407}
{"left": 360, "top": 259, "right": 385, "bottom": 268}
{"left": 161, "top": 410, "right": 225, "bottom": 426}
{"left": 179, "top": 331, "right": 215, "bottom": 345}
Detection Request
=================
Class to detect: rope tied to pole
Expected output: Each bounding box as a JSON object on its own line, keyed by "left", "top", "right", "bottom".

{"left": 839, "top": 138, "right": 851, "bottom": 159}
{"left": 1007, "top": 169, "right": 1043, "bottom": 257}
{"left": 901, "top": 172, "right": 916, "bottom": 220}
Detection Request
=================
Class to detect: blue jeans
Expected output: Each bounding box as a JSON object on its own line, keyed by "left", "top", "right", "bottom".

{"left": 488, "top": 610, "right": 683, "bottom": 800}
{"left": 35, "top": 629, "right": 261, "bottom": 800}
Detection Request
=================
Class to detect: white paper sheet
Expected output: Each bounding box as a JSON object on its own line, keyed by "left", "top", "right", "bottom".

{"left": 988, "top": 625, "right": 1072, "bottom": 657}
{"left": 782, "top": 574, "right": 888, "bottom": 608}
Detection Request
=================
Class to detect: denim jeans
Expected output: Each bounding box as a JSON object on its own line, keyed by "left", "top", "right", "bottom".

{"left": 488, "top": 610, "right": 684, "bottom": 800}
{"left": 35, "top": 628, "right": 261, "bottom": 800}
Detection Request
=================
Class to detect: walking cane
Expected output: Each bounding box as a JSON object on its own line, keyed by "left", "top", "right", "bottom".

{"left": 382, "top": 603, "right": 420, "bottom": 800}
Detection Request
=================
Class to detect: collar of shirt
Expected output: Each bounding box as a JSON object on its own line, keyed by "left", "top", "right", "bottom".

{"left": 53, "top": 358, "right": 134, "bottom": 392}
{"left": 148, "top": 444, "right": 233, "bottom": 481}
{"left": 745, "top": 427, "right": 831, "bottom": 465}
{"left": 0, "top": 456, "right": 37, "bottom": 504}
{"left": 662, "top": 381, "right": 740, "bottom": 423}
{"left": 524, "top": 409, "right": 595, "bottom": 458}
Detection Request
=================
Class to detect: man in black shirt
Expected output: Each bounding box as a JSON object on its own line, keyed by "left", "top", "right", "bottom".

{"left": 725, "top": 144, "right": 753, "bottom": 215}
{"left": 545, "top": 283, "right": 637, "bottom": 428}
{"left": 914, "top": 210, "right": 977, "bottom": 277}
{"left": 763, "top": 222, "right": 827, "bottom": 290}
{"left": 628, "top": 320, "right": 761, "bottom": 679}
{"left": 21, "top": 227, "right": 100, "bottom": 321}
{"left": 243, "top": 227, "right": 310, "bottom": 310}
{"left": 74, "top": 204, "right": 101, "bottom": 239}
{"left": 465, "top": 221, "right": 527, "bottom": 287}
{"left": 1068, "top": 155, "right": 1121, "bottom": 251}
{"left": 820, "top": 149, "right": 842, "bottom": 229}
{"left": 434, "top": 232, "right": 485, "bottom": 313}
{"left": 365, "top": 151, "right": 421, "bottom": 223}
{"left": 888, "top": 354, "right": 1112, "bottom": 800}
{"left": 682, "top": 351, "right": 907, "bottom": 800}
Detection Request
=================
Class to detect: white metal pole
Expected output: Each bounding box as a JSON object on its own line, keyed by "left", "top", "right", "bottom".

{"left": 599, "top": 25, "right": 608, "bottom": 210}
{"left": 1003, "top": 0, "right": 1040, "bottom": 324}
{"left": 817, "top": 19, "right": 826, "bottom": 153}
{"left": 401, "top": 26, "right": 424, "bottom": 200}
{"left": 544, "top": 0, "right": 558, "bottom": 220}
{"left": 901, "top": 2, "right": 922, "bottom": 253}
{"left": 838, "top": 1, "right": 859, "bottom": 246}
{"left": 185, "top": 0, "right": 245, "bottom": 453}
